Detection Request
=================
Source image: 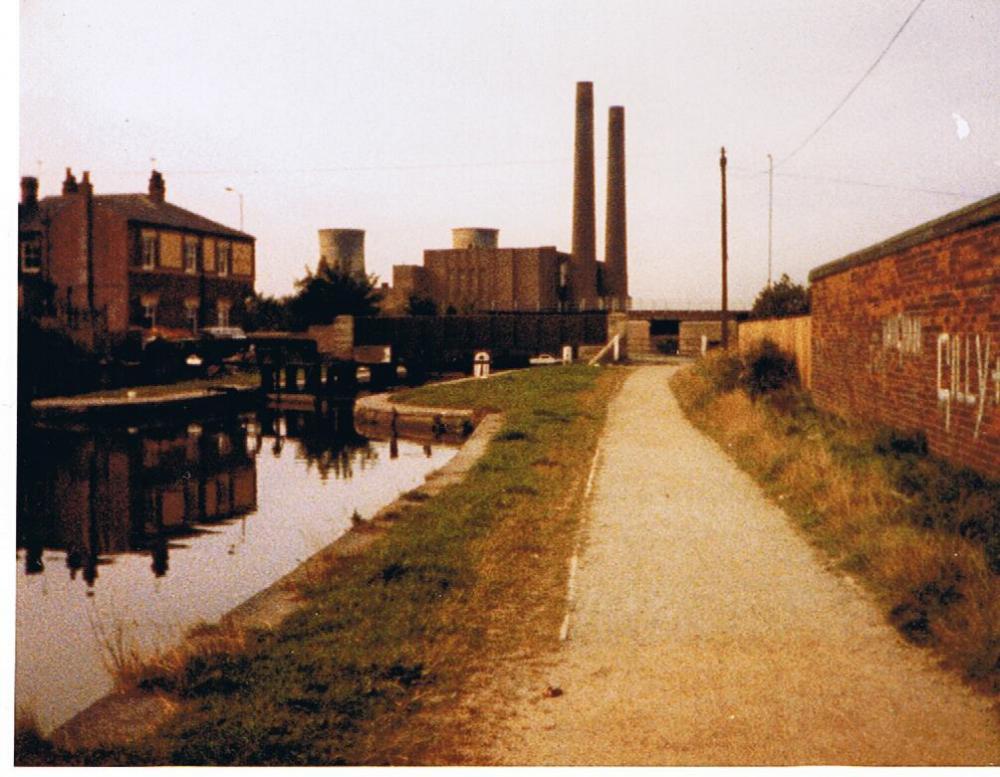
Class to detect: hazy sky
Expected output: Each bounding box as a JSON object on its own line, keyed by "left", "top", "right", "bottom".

{"left": 18, "top": 0, "right": 1000, "bottom": 307}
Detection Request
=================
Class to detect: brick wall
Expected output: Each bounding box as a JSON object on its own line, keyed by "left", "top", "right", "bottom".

{"left": 809, "top": 194, "right": 1000, "bottom": 479}
{"left": 679, "top": 320, "right": 724, "bottom": 357}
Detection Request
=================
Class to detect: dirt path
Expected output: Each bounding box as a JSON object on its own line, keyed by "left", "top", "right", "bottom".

{"left": 486, "top": 365, "right": 999, "bottom": 766}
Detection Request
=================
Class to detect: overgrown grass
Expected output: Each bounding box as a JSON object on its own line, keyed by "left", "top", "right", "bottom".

{"left": 671, "top": 352, "right": 1000, "bottom": 696}
{"left": 17, "top": 364, "right": 627, "bottom": 765}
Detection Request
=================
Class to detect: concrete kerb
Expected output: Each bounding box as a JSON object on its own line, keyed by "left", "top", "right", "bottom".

{"left": 49, "top": 408, "right": 505, "bottom": 752}
{"left": 354, "top": 370, "right": 515, "bottom": 438}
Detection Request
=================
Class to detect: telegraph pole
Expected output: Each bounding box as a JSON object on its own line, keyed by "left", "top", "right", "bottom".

{"left": 767, "top": 152, "right": 774, "bottom": 287}
{"left": 720, "top": 146, "right": 729, "bottom": 349}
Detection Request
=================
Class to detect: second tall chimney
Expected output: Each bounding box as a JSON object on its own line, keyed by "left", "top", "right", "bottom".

{"left": 604, "top": 106, "right": 627, "bottom": 309}
{"left": 570, "top": 81, "right": 597, "bottom": 307}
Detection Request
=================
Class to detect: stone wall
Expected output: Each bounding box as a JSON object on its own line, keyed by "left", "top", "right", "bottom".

{"left": 679, "top": 320, "right": 726, "bottom": 357}
{"left": 809, "top": 194, "right": 1000, "bottom": 479}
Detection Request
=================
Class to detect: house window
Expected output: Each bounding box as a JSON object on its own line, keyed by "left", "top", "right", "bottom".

{"left": 141, "top": 233, "right": 158, "bottom": 269}
{"left": 141, "top": 300, "right": 158, "bottom": 329}
{"left": 185, "top": 299, "right": 199, "bottom": 333}
{"left": 19, "top": 236, "right": 42, "bottom": 273}
{"left": 217, "top": 300, "right": 231, "bottom": 328}
{"left": 184, "top": 239, "right": 199, "bottom": 274}
{"left": 217, "top": 243, "right": 231, "bottom": 277}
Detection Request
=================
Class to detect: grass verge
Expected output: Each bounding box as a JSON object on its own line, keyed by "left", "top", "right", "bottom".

{"left": 670, "top": 352, "right": 999, "bottom": 697}
{"left": 16, "top": 364, "right": 628, "bottom": 765}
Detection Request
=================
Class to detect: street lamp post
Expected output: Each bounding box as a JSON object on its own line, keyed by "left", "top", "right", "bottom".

{"left": 224, "top": 186, "right": 244, "bottom": 231}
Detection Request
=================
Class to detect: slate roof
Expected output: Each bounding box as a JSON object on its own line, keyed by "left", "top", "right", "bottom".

{"left": 32, "top": 193, "right": 254, "bottom": 241}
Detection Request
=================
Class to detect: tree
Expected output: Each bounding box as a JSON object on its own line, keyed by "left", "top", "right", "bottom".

{"left": 287, "top": 263, "right": 382, "bottom": 330}
{"left": 406, "top": 294, "right": 437, "bottom": 316}
{"left": 243, "top": 291, "right": 292, "bottom": 332}
{"left": 751, "top": 273, "right": 810, "bottom": 319}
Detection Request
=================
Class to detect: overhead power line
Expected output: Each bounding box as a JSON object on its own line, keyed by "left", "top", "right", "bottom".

{"left": 775, "top": 0, "right": 927, "bottom": 168}
{"left": 731, "top": 166, "right": 985, "bottom": 199}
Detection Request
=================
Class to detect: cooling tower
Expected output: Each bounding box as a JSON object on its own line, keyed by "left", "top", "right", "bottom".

{"left": 318, "top": 229, "right": 366, "bottom": 277}
{"left": 452, "top": 228, "right": 499, "bottom": 249}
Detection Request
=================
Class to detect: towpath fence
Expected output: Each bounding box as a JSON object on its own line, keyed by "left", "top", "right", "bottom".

{"left": 737, "top": 315, "right": 812, "bottom": 389}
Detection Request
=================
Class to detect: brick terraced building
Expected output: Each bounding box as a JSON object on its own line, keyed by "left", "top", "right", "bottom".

{"left": 809, "top": 193, "right": 1000, "bottom": 479}
{"left": 18, "top": 169, "right": 255, "bottom": 351}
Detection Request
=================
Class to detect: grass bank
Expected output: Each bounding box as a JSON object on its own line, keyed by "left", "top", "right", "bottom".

{"left": 671, "top": 352, "right": 999, "bottom": 697}
{"left": 16, "top": 364, "right": 628, "bottom": 765}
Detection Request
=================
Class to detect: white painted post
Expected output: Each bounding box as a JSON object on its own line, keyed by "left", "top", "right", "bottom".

{"left": 562, "top": 345, "right": 573, "bottom": 364}
{"left": 700, "top": 335, "right": 708, "bottom": 356}
{"left": 474, "top": 351, "right": 491, "bottom": 379}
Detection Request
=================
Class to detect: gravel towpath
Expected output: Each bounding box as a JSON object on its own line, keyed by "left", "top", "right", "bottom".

{"left": 489, "top": 365, "right": 999, "bottom": 765}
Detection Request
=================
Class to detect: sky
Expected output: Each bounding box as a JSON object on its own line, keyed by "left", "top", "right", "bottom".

{"left": 17, "top": 0, "right": 1000, "bottom": 308}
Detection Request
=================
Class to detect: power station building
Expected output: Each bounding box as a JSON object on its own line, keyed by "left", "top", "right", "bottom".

{"left": 384, "top": 82, "right": 629, "bottom": 315}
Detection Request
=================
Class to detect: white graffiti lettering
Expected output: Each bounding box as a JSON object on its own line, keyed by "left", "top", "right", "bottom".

{"left": 936, "top": 332, "right": 996, "bottom": 439}
{"left": 883, "top": 314, "right": 922, "bottom": 364}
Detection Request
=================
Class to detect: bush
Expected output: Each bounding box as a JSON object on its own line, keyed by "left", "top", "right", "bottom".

{"left": 751, "top": 273, "right": 810, "bottom": 319}
{"left": 698, "top": 351, "right": 743, "bottom": 393}
{"left": 741, "top": 339, "right": 798, "bottom": 397}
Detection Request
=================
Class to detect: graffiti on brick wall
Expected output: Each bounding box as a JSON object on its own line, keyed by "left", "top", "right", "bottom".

{"left": 869, "top": 314, "right": 923, "bottom": 374}
{"left": 936, "top": 332, "right": 999, "bottom": 439}
{"left": 883, "top": 314, "right": 922, "bottom": 364}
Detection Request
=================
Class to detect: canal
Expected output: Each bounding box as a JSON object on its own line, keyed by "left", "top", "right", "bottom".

{"left": 16, "top": 406, "right": 458, "bottom": 734}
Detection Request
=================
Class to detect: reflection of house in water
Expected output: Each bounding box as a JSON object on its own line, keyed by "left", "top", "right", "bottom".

{"left": 18, "top": 418, "right": 257, "bottom": 584}
{"left": 17, "top": 408, "right": 390, "bottom": 586}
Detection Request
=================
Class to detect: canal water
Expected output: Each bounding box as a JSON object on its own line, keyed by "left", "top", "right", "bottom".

{"left": 16, "top": 406, "right": 458, "bottom": 733}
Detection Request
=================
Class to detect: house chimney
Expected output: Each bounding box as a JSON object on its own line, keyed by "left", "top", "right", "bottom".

{"left": 62, "top": 167, "right": 78, "bottom": 194}
{"left": 149, "top": 169, "right": 166, "bottom": 203}
{"left": 604, "top": 106, "right": 627, "bottom": 308}
{"left": 79, "top": 170, "right": 93, "bottom": 197}
{"left": 21, "top": 176, "right": 38, "bottom": 207}
{"left": 571, "top": 81, "right": 597, "bottom": 307}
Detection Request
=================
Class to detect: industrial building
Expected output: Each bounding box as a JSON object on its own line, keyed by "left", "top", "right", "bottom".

{"left": 383, "top": 82, "right": 630, "bottom": 315}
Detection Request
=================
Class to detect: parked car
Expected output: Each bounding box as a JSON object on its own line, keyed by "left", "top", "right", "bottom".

{"left": 529, "top": 353, "right": 560, "bottom": 366}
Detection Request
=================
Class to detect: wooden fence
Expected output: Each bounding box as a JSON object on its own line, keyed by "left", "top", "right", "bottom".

{"left": 737, "top": 315, "right": 812, "bottom": 389}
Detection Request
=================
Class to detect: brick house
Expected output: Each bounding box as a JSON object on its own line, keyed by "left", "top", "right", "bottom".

{"left": 18, "top": 169, "right": 255, "bottom": 351}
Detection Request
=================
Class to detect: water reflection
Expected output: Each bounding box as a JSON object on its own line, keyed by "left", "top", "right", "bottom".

{"left": 17, "top": 407, "right": 382, "bottom": 588}
{"left": 17, "top": 406, "right": 458, "bottom": 733}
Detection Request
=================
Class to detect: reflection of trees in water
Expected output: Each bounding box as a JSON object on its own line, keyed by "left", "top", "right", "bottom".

{"left": 258, "top": 407, "right": 378, "bottom": 481}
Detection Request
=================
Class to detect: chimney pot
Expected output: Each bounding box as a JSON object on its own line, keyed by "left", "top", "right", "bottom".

{"left": 149, "top": 169, "right": 166, "bottom": 202}
{"left": 62, "top": 167, "right": 79, "bottom": 195}
{"left": 79, "top": 170, "right": 94, "bottom": 197}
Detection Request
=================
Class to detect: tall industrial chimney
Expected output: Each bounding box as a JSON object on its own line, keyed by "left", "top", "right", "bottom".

{"left": 318, "top": 229, "right": 366, "bottom": 278}
{"left": 604, "top": 106, "right": 628, "bottom": 310}
{"left": 570, "top": 81, "right": 598, "bottom": 308}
